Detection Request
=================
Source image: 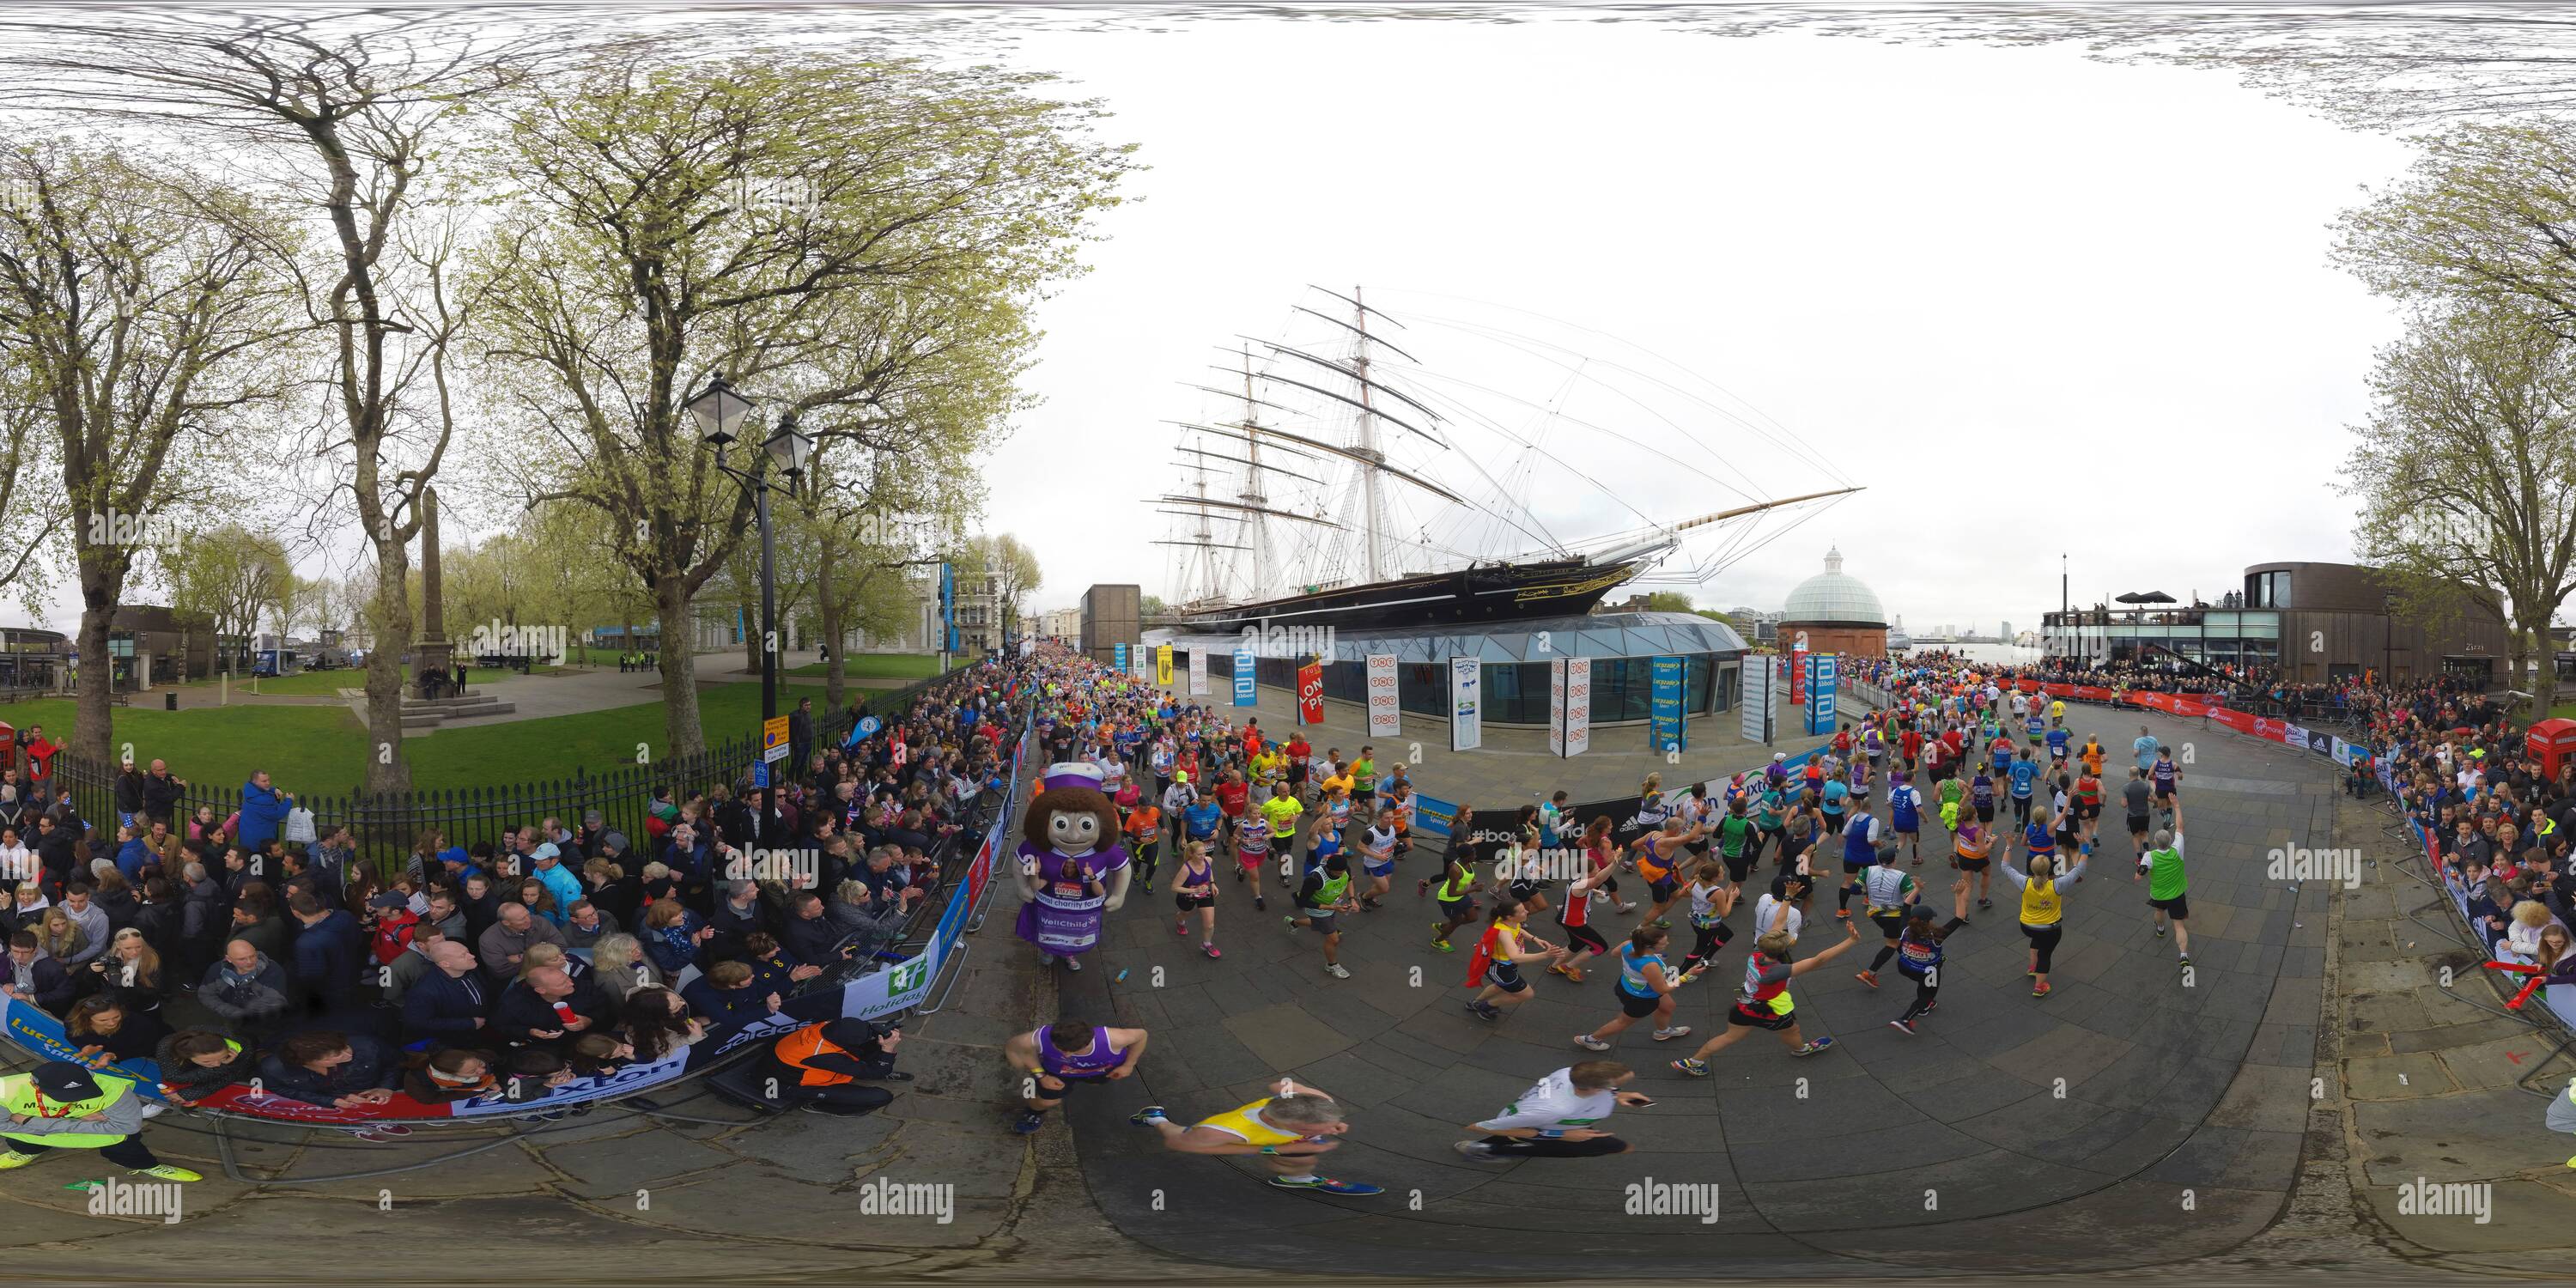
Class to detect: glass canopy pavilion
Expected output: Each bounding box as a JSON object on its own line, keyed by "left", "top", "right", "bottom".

{"left": 1142, "top": 611, "right": 1752, "bottom": 728}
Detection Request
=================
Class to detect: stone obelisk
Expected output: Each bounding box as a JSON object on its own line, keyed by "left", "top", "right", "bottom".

{"left": 413, "top": 485, "right": 453, "bottom": 698}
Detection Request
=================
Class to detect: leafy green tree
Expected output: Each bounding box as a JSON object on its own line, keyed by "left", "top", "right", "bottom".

{"left": 2343, "top": 305, "right": 2576, "bottom": 713}
{"left": 162, "top": 526, "right": 289, "bottom": 677}
{"left": 474, "top": 47, "right": 1131, "bottom": 758}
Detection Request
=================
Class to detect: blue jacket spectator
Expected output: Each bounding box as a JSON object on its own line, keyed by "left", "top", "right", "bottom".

{"left": 113, "top": 835, "right": 151, "bottom": 885}
{"left": 236, "top": 773, "right": 294, "bottom": 854}
{"left": 287, "top": 896, "right": 362, "bottom": 1003}
{"left": 680, "top": 961, "right": 778, "bottom": 1030}
{"left": 403, "top": 943, "right": 494, "bottom": 1046}
{"left": 529, "top": 849, "right": 583, "bottom": 927}
{"left": 641, "top": 904, "right": 707, "bottom": 976}
{"left": 258, "top": 1030, "right": 401, "bottom": 1106}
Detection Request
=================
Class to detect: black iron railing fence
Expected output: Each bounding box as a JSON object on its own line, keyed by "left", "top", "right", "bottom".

{"left": 44, "top": 661, "right": 976, "bottom": 874}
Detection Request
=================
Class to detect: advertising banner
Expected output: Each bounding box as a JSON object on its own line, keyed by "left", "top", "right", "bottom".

{"left": 1548, "top": 658, "right": 1566, "bottom": 757}
{"left": 1807, "top": 653, "right": 1839, "bottom": 735}
{"left": 1449, "top": 655, "right": 1483, "bottom": 751}
{"left": 1156, "top": 644, "right": 1174, "bottom": 687}
{"left": 1789, "top": 633, "right": 1808, "bottom": 704}
{"left": 1232, "top": 646, "right": 1257, "bottom": 707}
{"left": 1649, "top": 655, "right": 1686, "bottom": 752}
{"left": 1741, "top": 664, "right": 1772, "bottom": 744}
{"left": 1365, "top": 653, "right": 1400, "bottom": 737}
{"left": 1297, "top": 660, "right": 1325, "bottom": 726}
{"left": 1188, "top": 647, "right": 1210, "bottom": 696}
{"left": 1564, "top": 657, "right": 1592, "bottom": 757}
{"left": 1113, "top": 642, "right": 1128, "bottom": 672}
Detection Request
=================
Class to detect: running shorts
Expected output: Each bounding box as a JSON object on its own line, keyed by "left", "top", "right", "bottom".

{"left": 2148, "top": 893, "right": 2190, "bottom": 920}
{"left": 1176, "top": 892, "right": 1214, "bottom": 912}
{"left": 2127, "top": 813, "right": 2151, "bottom": 836}
{"left": 1728, "top": 1003, "right": 1795, "bottom": 1031}
{"left": 1617, "top": 986, "right": 1662, "bottom": 1018}
{"left": 1489, "top": 960, "right": 1528, "bottom": 994}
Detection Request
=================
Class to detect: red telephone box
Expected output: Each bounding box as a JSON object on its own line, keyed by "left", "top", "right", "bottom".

{"left": 2528, "top": 718, "right": 2576, "bottom": 781}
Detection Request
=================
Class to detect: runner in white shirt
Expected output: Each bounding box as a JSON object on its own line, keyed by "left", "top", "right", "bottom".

{"left": 1754, "top": 872, "right": 1811, "bottom": 942}
{"left": 1451, "top": 1062, "right": 1650, "bottom": 1163}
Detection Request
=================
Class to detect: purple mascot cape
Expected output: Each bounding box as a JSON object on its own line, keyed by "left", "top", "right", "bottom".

{"left": 1014, "top": 762, "right": 1131, "bottom": 965}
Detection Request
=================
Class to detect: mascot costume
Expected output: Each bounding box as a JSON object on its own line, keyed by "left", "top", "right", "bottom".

{"left": 1014, "top": 762, "right": 1131, "bottom": 969}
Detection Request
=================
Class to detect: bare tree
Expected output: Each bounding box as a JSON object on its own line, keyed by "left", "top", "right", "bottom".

{"left": 2, "top": 11, "right": 577, "bottom": 790}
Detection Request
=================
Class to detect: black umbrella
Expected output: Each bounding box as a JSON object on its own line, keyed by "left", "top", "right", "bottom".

{"left": 2115, "top": 591, "right": 2178, "bottom": 605}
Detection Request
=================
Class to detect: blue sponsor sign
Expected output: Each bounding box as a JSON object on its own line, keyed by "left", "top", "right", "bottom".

{"left": 1232, "top": 646, "right": 1257, "bottom": 707}
{"left": 1114, "top": 641, "right": 1128, "bottom": 671}
{"left": 1649, "top": 655, "right": 1686, "bottom": 753}
{"left": 1807, "top": 653, "right": 1839, "bottom": 735}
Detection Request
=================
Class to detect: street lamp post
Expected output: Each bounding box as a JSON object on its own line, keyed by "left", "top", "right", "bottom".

{"left": 690, "top": 372, "right": 813, "bottom": 854}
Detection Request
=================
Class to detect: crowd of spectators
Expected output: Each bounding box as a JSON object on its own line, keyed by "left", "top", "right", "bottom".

{"left": 0, "top": 662, "right": 1028, "bottom": 1120}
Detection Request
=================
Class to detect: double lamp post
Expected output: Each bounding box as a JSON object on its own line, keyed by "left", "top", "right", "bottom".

{"left": 687, "top": 371, "right": 813, "bottom": 852}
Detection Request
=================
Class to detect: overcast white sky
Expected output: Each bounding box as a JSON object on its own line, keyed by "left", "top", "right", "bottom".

{"left": 989, "top": 18, "right": 2416, "bottom": 632}
{"left": 0, "top": 12, "right": 2421, "bottom": 638}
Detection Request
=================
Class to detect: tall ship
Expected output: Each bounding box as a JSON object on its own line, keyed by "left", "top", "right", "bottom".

{"left": 1156, "top": 288, "right": 1861, "bottom": 634}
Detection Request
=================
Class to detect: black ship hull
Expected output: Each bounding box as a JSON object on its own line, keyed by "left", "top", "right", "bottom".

{"left": 1179, "top": 556, "right": 1647, "bottom": 634}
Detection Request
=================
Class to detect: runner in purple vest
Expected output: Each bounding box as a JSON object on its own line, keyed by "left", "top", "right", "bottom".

{"left": 1005, "top": 1020, "right": 1149, "bottom": 1133}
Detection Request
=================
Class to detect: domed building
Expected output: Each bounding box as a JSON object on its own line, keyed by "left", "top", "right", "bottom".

{"left": 1778, "top": 546, "right": 1889, "bottom": 659}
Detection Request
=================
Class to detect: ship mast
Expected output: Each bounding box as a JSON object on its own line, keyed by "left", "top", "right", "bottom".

{"left": 1351, "top": 285, "right": 1389, "bottom": 582}
{"left": 1239, "top": 347, "right": 1273, "bottom": 600}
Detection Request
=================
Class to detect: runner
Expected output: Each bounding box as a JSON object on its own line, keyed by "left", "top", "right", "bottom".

{"left": 2151, "top": 743, "right": 2184, "bottom": 817}
{"left": 1429, "top": 835, "right": 1482, "bottom": 953}
{"left": 2122, "top": 766, "right": 2154, "bottom": 861}
{"left": 1716, "top": 797, "right": 1760, "bottom": 890}
{"left": 1463, "top": 898, "right": 1567, "bottom": 1021}
{"left": 1670, "top": 919, "right": 1864, "bottom": 1076}
{"left": 1575, "top": 925, "right": 1696, "bottom": 1050}
{"left": 1162, "top": 769, "right": 1200, "bottom": 854}
{"left": 1232, "top": 810, "right": 1272, "bottom": 913}
{"left": 2072, "top": 761, "right": 2105, "bottom": 851}
{"left": 1355, "top": 815, "right": 1400, "bottom": 909}
{"left": 2008, "top": 748, "right": 2040, "bottom": 824}
{"left": 1996, "top": 832, "right": 2093, "bottom": 999}
{"left": 1005, "top": 1019, "right": 1148, "bottom": 1134}
{"left": 2135, "top": 800, "right": 2191, "bottom": 969}
{"left": 1124, "top": 795, "right": 1163, "bottom": 895}
{"left": 1674, "top": 860, "right": 1740, "bottom": 976}
{"left": 1850, "top": 849, "right": 1919, "bottom": 989}
{"left": 1886, "top": 886, "right": 1974, "bottom": 1035}
{"left": 1284, "top": 854, "right": 1360, "bottom": 979}
{"left": 1500, "top": 823, "right": 1551, "bottom": 917}
{"left": 1887, "top": 771, "right": 1926, "bottom": 866}
{"left": 2133, "top": 725, "right": 2160, "bottom": 775}
{"left": 1261, "top": 781, "right": 1305, "bottom": 884}
{"left": 1171, "top": 841, "right": 1221, "bottom": 958}
{"left": 1969, "top": 762, "right": 1998, "bottom": 831}
{"left": 1130, "top": 1080, "right": 1383, "bottom": 1195}
{"left": 1549, "top": 860, "right": 1616, "bottom": 982}
{"left": 1452, "top": 1061, "right": 1654, "bottom": 1164}
{"left": 1213, "top": 769, "right": 1252, "bottom": 863}
{"left": 1833, "top": 801, "right": 1890, "bottom": 921}
{"left": 1953, "top": 816, "right": 1996, "bottom": 910}
{"left": 1625, "top": 817, "right": 1704, "bottom": 930}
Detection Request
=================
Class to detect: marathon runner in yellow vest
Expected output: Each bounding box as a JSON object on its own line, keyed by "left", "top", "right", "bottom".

{"left": 0, "top": 1060, "right": 201, "bottom": 1182}
{"left": 1131, "top": 1078, "right": 1384, "bottom": 1194}
{"left": 1670, "top": 919, "right": 1863, "bottom": 1076}
{"left": 1996, "top": 835, "right": 2092, "bottom": 999}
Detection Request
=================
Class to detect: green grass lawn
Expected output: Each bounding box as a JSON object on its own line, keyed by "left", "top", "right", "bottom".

{"left": 0, "top": 682, "right": 785, "bottom": 797}
{"left": 786, "top": 653, "right": 939, "bottom": 679}
{"left": 166, "top": 662, "right": 577, "bottom": 697}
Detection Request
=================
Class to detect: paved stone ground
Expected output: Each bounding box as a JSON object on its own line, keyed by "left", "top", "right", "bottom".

{"left": 16, "top": 702, "right": 2576, "bottom": 1279}
{"left": 1054, "top": 706, "right": 2340, "bottom": 1276}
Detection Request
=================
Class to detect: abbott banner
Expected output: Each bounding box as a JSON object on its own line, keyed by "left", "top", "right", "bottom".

{"left": 1449, "top": 655, "right": 1483, "bottom": 751}
{"left": 1365, "top": 653, "right": 1400, "bottom": 737}
{"left": 1188, "top": 647, "right": 1210, "bottom": 696}
{"left": 1233, "top": 645, "right": 1257, "bottom": 707}
{"left": 1564, "top": 656, "right": 1592, "bottom": 756}
{"left": 1156, "top": 644, "right": 1174, "bottom": 687}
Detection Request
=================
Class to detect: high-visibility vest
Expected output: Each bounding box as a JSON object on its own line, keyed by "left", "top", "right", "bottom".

{"left": 0, "top": 1072, "right": 137, "bottom": 1149}
{"left": 770, "top": 1024, "right": 860, "bottom": 1088}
